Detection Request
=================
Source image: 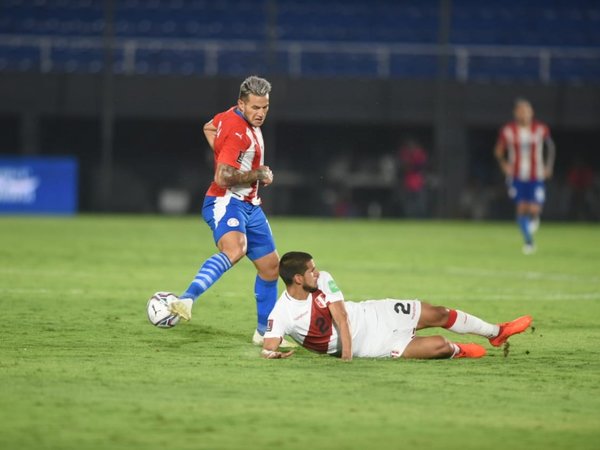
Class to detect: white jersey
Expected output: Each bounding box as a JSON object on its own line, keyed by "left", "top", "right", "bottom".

{"left": 265, "top": 271, "right": 421, "bottom": 358}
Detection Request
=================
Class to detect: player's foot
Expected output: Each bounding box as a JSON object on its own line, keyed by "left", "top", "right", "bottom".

{"left": 168, "top": 298, "right": 193, "bottom": 321}
{"left": 454, "top": 343, "right": 486, "bottom": 359}
{"left": 252, "top": 329, "right": 263, "bottom": 345}
{"left": 489, "top": 315, "right": 533, "bottom": 347}
{"left": 522, "top": 244, "right": 536, "bottom": 255}
{"left": 252, "top": 329, "right": 298, "bottom": 348}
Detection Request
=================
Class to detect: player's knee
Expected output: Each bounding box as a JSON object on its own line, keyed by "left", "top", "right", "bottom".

{"left": 264, "top": 264, "right": 279, "bottom": 280}
{"left": 221, "top": 246, "right": 246, "bottom": 264}
{"left": 218, "top": 236, "right": 247, "bottom": 263}
{"left": 256, "top": 255, "right": 279, "bottom": 280}
{"left": 433, "top": 306, "right": 449, "bottom": 326}
{"left": 421, "top": 303, "right": 449, "bottom": 327}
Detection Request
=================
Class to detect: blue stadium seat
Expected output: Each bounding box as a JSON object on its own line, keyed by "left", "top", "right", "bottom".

{"left": 50, "top": 46, "right": 116, "bottom": 73}
{"left": 552, "top": 56, "right": 600, "bottom": 81}
{"left": 301, "top": 51, "right": 379, "bottom": 78}
{"left": 134, "top": 47, "right": 205, "bottom": 75}
{"left": 467, "top": 55, "right": 541, "bottom": 83}
{"left": 0, "top": 44, "right": 40, "bottom": 71}
{"left": 218, "top": 49, "right": 268, "bottom": 76}
{"left": 0, "top": 0, "right": 598, "bottom": 80}
{"left": 390, "top": 54, "right": 438, "bottom": 78}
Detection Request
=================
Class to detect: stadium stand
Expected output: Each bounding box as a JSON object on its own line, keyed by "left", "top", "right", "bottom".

{"left": 0, "top": 0, "right": 599, "bottom": 81}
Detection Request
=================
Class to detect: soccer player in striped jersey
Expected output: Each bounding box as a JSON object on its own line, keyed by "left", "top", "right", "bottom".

{"left": 261, "top": 252, "right": 532, "bottom": 360}
{"left": 168, "top": 76, "right": 292, "bottom": 346}
{"left": 495, "top": 98, "right": 556, "bottom": 254}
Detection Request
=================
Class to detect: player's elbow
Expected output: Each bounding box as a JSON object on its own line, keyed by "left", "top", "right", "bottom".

{"left": 214, "top": 171, "right": 234, "bottom": 189}
{"left": 214, "top": 173, "right": 227, "bottom": 188}
{"left": 334, "top": 311, "right": 350, "bottom": 328}
{"left": 494, "top": 147, "right": 503, "bottom": 160}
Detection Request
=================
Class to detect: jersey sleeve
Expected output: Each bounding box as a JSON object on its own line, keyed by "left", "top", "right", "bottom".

{"left": 264, "top": 300, "right": 290, "bottom": 340}
{"left": 317, "top": 271, "right": 344, "bottom": 304}
{"left": 215, "top": 119, "right": 251, "bottom": 170}
{"left": 497, "top": 125, "right": 509, "bottom": 146}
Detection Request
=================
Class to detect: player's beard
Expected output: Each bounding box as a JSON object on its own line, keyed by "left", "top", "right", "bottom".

{"left": 303, "top": 283, "right": 318, "bottom": 293}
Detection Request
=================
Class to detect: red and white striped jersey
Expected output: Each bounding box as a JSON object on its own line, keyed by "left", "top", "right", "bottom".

{"left": 265, "top": 272, "right": 419, "bottom": 357}
{"left": 206, "top": 107, "right": 264, "bottom": 205}
{"left": 265, "top": 271, "right": 344, "bottom": 354}
{"left": 498, "top": 121, "right": 551, "bottom": 181}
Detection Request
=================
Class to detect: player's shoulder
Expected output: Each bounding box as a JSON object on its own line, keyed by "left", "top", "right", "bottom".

{"left": 318, "top": 271, "right": 343, "bottom": 296}
{"left": 318, "top": 270, "right": 334, "bottom": 284}
{"left": 214, "top": 107, "right": 246, "bottom": 130}
{"left": 533, "top": 120, "right": 550, "bottom": 133}
{"left": 500, "top": 121, "right": 515, "bottom": 133}
{"left": 275, "top": 291, "right": 294, "bottom": 310}
{"left": 270, "top": 293, "right": 293, "bottom": 321}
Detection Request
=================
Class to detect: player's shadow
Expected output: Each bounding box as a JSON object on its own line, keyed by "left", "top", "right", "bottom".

{"left": 178, "top": 323, "right": 249, "bottom": 344}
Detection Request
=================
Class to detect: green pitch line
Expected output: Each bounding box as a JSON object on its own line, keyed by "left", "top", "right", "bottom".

{"left": 0, "top": 216, "right": 599, "bottom": 450}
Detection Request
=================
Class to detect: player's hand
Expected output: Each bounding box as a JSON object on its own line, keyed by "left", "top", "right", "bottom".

{"left": 341, "top": 353, "right": 353, "bottom": 362}
{"left": 262, "top": 349, "right": 294, "bottom": 359}
{"left": 501, "top": 162, "right": 513, "bottom": 177}
{"left": 544, "top": 167, "right": 553, "bottom": 179}
{"left": 256, "top": 165, "right": 273, "bottom": 186}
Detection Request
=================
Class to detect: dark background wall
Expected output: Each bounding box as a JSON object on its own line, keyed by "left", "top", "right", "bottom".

{"left": 1, "top": 72, "right": 599, "bottom": 218}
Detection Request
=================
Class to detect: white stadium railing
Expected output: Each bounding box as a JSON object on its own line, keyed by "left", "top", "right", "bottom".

{"left": 0, "top": 34, "right": 599, "bottom": 82}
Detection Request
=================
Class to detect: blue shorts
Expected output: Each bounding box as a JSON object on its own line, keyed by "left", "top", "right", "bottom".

{"left": 508, "top": 179, "right": 545, "bottom": 205}
{"left": 202, "top": 195, "right": 276, "bottom": 261}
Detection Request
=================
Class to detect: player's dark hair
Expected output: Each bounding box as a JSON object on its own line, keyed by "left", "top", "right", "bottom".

{"left": 239, "top": 75, "right": 271, "bottom": 100}
{"left": 279, "top": 251, "right": 313, "bottom": 286}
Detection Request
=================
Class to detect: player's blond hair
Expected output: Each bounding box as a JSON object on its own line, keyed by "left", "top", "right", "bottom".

{"left": 239, "top": 75, "right": 271, "bottom": 100}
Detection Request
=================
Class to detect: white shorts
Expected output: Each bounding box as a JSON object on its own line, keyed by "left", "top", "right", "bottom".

{"left": 352, "top": 299, "right": 422, "bottom": 358}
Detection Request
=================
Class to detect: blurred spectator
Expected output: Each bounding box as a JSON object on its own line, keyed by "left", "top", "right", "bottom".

{"left": 332, "top": 188, "right": 358, "bottom": 218}
{"left": 397, "top": 139, "right": 428, "bottom": 218}
{"left": 459, "top": 179, "right": 494, "bottom": 220}
{"left": 567, "top": 157, "right": 596, "bottom": 220}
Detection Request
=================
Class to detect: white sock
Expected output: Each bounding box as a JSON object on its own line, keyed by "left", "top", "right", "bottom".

{"left": 445, "top": 309, "right": 500, "bottom": 338}
{"left": 450, "top": 342, "right": 460, "bottom": 358}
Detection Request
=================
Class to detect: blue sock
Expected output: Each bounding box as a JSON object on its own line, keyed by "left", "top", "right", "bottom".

{"left": 181, "top": 252, "right": 232, "bottom": 301}
{"left": 517, "top": 215, "right": 533, "bottom": 245}
{"left": 254, "top": 275, "right": 278, "bottom": 335}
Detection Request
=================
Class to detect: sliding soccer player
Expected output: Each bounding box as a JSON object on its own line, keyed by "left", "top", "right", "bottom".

{"left": 261, "top": 252, "right": 532, "bottom": 360}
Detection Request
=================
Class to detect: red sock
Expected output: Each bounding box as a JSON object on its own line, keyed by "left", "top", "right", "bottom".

{"left": 444, "top": 309, "right": 458, "bottom": 329}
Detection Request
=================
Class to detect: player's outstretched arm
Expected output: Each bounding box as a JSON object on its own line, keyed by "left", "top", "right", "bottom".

{"left": 215, "top": 163, "right": 273, "bottom": 188}
{"left": 261, "top": 337, "right": 294, "bottom": 359}
{"left": 329, "top": 302, "right": 352, "bottom": 361}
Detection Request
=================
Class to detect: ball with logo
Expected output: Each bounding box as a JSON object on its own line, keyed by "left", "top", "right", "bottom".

{"left": 146, "top": 292, "right": 181, "bottom": 328}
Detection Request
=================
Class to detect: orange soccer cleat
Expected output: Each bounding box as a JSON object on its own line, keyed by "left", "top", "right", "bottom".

{"left": 454, "top": 343, "right": 487, "bottom": 359}
{"left": 489, "top": 315, "right": 533, "bottom": 347}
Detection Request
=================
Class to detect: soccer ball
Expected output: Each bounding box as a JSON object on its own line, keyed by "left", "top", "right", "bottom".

{"left": 147, "top": 292, "right": 181, "bottom": 328}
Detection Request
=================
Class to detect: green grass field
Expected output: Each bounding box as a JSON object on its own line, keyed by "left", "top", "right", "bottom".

{"left": 1, "top": 216, "right": 599, "bottom": 450}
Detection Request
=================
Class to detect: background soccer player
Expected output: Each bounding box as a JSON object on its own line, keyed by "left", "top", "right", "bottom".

{"left": 261, "top": 252, "right": 532, "bottom": 360}
{"left": 495, "top": 98, "right": 556, "bottom": 254}
{"left": 168, "top": 76, "right": 283, "bottom": 345}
